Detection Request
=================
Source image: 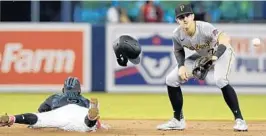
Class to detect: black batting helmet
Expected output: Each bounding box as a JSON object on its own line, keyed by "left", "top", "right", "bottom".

{"left": 63, "top": 76, "right": 81, "bottom": 94}
{"left": 115, "top": 35, "right": 141, "bottom": 64}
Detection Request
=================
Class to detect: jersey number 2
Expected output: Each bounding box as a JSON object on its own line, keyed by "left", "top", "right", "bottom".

{"left": 67, "top": 98, "right": 80, "bottom": 103}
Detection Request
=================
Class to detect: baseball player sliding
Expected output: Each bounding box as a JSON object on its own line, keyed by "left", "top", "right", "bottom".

{"left": 156, "top": 4, "right": 248, "bottom": 131}
{"left": 38, "top": 76, "right": 91, "bottom": 113}
{"left": 0, "top": 77, "right": 102, "bottom": 132}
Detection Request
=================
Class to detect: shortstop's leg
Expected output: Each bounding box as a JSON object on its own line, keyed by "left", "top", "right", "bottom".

{"left": 165, "top": 66, "right": 184, "bottom": 121}
{"left": 163, "top": 57, "right": 195, "bottom": 122}
{"left": 214, "top": 48, "right": 243, "bottom": 119}
{"left": 157, "top": 65, "right": 190, "bottom": 131}
{"left": 214, "top": 48, "right": 248, "bottom": 131}
{"left": 156, "top": 50, "right": 196, "bottom": 131}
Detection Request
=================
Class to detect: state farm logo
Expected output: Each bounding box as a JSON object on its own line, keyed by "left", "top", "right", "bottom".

{"left": 0, "top": 43, "right": 76, "bottom": 74}
{"left": 0, "top": 25, "right": 90, "bottom": 88}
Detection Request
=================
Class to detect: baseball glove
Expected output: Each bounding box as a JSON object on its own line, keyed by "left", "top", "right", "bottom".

{"left": 192, "top": 56, "right": 214, "bottom": 80}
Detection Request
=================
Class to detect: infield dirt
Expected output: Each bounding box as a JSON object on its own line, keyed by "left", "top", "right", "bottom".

{"left": 0, "top": 120, "right": 265, "bottom": 136}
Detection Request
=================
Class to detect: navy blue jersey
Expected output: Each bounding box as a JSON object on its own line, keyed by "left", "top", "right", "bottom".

{"left": 38, "top": 92, "right": 90, "bottom": 113}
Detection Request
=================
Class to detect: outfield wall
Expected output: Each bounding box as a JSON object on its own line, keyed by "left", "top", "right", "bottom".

{"left": 0, "top": 23, "right": 265, "bottom": 94}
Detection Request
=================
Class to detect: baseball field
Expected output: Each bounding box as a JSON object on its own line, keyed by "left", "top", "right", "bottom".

{"left": 0, "top": 93, "right": 265, "bottom": 136}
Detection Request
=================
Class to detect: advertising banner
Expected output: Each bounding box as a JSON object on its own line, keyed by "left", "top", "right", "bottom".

{"left": 106, "top": 24, "right": 266, "bottom": 94}
{"left": 0, "top": 24, "right": 91, "bottom": 92}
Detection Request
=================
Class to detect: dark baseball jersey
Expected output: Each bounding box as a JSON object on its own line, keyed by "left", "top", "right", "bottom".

{"left": 38, "top": 92, "right": 90, "bottom": 113}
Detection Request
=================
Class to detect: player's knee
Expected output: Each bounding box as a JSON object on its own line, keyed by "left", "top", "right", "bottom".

{"left": 165, "top": 74, "right": 181, "bottom": 87}
{"left": 215, "top": 77, "right": 229, "bottom": 88}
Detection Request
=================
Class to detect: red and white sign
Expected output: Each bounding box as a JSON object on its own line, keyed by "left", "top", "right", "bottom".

{"left": 0, "top": 24, "right": 91, "bottom": 92}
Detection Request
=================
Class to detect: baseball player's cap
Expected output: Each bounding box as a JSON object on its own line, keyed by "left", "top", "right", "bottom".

{"left": 175, "top": 4, "right": 193, "bottom": 19}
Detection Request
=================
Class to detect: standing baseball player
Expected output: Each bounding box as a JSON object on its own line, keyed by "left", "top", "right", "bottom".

{"left": 156, "top": 4, "right": 248, "bottom": 131}
{"left": 0, "top": 77, "right": 101, "bottom": 132}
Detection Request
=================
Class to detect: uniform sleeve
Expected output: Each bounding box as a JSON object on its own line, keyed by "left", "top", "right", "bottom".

{"left": 81, "top": 96, "right": 90, "bottom": 108}
{"left": 172, "top": 36, "right": 183, "bottom": 51}
{"left": 202, "top": 22, "right": 221, "bottom": 43}
{"left": 38, "top": 94, "right": 56, "bottom": 113}
{"left": 84, "top": 99, "right": 90, "bottom": 108}
{"left": 172, "top": 36, "right": 185, "bottom": 67}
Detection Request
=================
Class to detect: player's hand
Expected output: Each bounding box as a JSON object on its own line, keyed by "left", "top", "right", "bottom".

{"left": 178, "top": 66, "right": 189, "bottom": 81}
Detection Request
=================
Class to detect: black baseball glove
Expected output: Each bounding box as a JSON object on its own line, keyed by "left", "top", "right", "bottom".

{"left": 192, "top": 56, "right": 214, "bottom": 80}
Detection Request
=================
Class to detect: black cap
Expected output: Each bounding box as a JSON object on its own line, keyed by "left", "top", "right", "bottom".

{"left": 175, "top": 4, "right": 193, "bottom": 19}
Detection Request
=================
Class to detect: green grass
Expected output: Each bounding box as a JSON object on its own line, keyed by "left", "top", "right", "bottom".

{"left": 0, "top": 93, "right": 265, "bottom": 121}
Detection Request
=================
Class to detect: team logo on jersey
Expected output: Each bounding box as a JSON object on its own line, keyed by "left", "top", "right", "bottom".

{"left": 195, "top": 42, "right": 211, "bottom": 50}
{"left": 183, "top": 44, "right": 195, "bottom": 50}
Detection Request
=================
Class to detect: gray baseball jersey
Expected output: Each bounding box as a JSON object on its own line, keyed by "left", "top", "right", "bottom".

{"left": 172, "top": 21, "right": 221, "bottom": 57}
{"left": 167, "top": 21, "right": 235, "bottom": 88}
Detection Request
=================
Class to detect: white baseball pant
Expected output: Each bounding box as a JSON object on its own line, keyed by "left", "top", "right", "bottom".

{"left": 29, "top": 104, "right": 96, "bottom": 132}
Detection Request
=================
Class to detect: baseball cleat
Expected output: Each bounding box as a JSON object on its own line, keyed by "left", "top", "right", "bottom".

{"left": 88, "top": 98, "right": 99, "bottom": 121}
{"left": 0, "top": 113, "right": 14, "bottom": 127}
{"left": 157, "top": 118, "right": 186, "bottom": 131}
{"left": 233, "top": 118, "right": 248, "bottom": 132}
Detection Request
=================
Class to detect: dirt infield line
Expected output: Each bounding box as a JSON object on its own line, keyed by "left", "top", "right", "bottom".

{"left": 0, "top": 120, "right": 265, "bottom": 136}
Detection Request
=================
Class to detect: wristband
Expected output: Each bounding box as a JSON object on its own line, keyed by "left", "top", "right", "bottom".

{"left": 214, "top": 44, "right": 226, "bottom": 58}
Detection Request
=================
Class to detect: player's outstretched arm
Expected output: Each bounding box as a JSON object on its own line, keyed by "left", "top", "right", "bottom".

{"left": 38, "top": 102, "right": 51, "bottom": 113}
{"left": 38, "top": 94, "right": 57, "bottom": 113}
{"left": 81, "top": 96, "right": 90, "bottom": 108}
